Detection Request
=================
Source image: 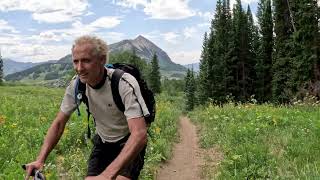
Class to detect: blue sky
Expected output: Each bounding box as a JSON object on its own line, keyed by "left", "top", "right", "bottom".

{"left": 0, "top": 0, "right": 258, "bottom": 65}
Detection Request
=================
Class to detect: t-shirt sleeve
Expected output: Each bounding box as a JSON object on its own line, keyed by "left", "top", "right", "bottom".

{"left": 118, "top": 73, "right": 149, "bottom": 119}
{"left": 60, "top": 79, "right": 77, "bottom": 116}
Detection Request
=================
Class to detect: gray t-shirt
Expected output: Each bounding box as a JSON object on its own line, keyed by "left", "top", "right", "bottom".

{"left": 60, "top": 68, "right": 149, "bottom": 143}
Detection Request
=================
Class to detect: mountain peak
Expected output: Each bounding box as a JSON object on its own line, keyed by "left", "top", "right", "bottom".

{"left": 134, "top": 35, "right": 148, "bottom": 41}
{"left": 133, "top": 35, "right": 154, "bottom": 46}
{"left": 108, "top": 36, "right": 186, "bottom": 71}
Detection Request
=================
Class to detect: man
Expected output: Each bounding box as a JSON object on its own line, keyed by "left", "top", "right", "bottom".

{"left": 25, "top": 35, "right": 149, "bottom": 180}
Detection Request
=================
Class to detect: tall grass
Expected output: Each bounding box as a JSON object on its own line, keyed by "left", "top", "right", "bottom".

{"left": 189, "top": 103, "right": 320, "bottom": 179}
{"left": 0, "top": 86, "right": 182, "bottom": 179}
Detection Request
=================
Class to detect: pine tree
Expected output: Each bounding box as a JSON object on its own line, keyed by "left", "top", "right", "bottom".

{"left": 0, "top": 49, "right": 3, "bottom": 84}
{"left": 149, "top": 53, "right": 161, "bottom": 94}
{"left": 272, "top": 0, "right": 295, "bottom": 103}
{"left": 203, "top": 0, "right": 234, "bottom": 104}
{"left": 129, "top": 49, "right": 141, "bottom": 68}
{"left": 246, "top": 5, "right": 259, "bottom": 100}
{"left": 206, "top": 12, "right": 217, "bottom": 103}
{"left": 210, "top": 0, "right": 228, "bottom": 103}
{"left": 231, "top": 0, "right": 252, "bottom": 101}
{"left": 185, "top": 69, "right": 196, "bottom": 111}
{"left": 288, "top": 0, "right": 319, "bottom": 97}
{"left": 225, "top": 0, "right": 238, "bottom": 100}
{"left": 256, "top": 0, "right": 273, "bottom": 102}
{"left": 198, "top": 32, "right": 209, "bottom": 104}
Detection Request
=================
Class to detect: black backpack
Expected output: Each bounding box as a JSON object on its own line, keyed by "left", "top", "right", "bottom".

{"left": 74, "top": 63, "right": 156, "bottom": 138}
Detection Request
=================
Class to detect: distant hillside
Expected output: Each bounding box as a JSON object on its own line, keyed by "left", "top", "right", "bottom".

{"left": 4, "top": 36, "right": 188, "bottom": 85}
{"left": 183, "top": 62, "right": 200, "bottom": 72}
{"left": 4, "top": 55, "right": 72, "bottom": 87}
{"left": 3, "top": 59, "right": 41, "bottom": 75}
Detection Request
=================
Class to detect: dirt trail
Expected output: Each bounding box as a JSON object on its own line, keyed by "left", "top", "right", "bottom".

{"left": 156, "top": 116, "right": 205, "bottom": 180}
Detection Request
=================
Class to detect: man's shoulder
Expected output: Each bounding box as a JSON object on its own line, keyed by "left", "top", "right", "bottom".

{"left": 106, "top": 67, "right": 137, "bottom": 85}
{"left": 65, "top": 75, "right": 78, "bottom": 92}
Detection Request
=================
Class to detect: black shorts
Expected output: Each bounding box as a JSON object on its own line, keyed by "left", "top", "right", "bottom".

{"left": 87, "top": 134, "right": 146, "bottom": 180}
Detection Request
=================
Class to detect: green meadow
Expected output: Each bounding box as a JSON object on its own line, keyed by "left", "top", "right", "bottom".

{"left": 1, "top": 85, "right": 319, "bottom": 179}
{"left": 0, "top": 86, "right": 182, "bottom": 179}
{"left": 189, "top": 102, "right": 320, "bottom": 179}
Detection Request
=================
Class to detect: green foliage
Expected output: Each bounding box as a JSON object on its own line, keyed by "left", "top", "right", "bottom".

{"left": 149, "top": 53, "right": 161, "bottom": 94}
{"left": 161, "top": 78, "right": 185, "bottom": 96}
{"left": 256, "top": 0, "right": 273, "bottom": 102}
{"left": 0, "top": 86, "right": 182, "bottom": 179}
{"left": 197, "top": 0, "right": 319, "bottom": 105}
{"left": 198, "top": 0, "right": 260, "bottom": 105}
{"left": 4, "top": 63, "right": 73, "bottom": 82}
{"left": 184, "top": 69, "right": 196, "bottom": 111}
{"left": 60, "top": 68, "right": 76, "bottom": 83}
{"left": 288, "top": 0, "right": 319, "bottom": 97}
{"left": 109, "top": 51, "right": 150, "bottom": 79}
{"left": 272, "top": 0, "right": 295, "bottom": 103}
{"left": 189, "top": 103, "right": 320, "bottom": 179}
{"left": 44, "top": 71, "right": 59, "bottom": 80}
{"left": 198, "top": 32, "right": 209, "bottom": 104}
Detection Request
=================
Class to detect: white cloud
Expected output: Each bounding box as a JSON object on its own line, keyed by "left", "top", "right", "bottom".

{"left": 28, "top": 28, "right": 37, "bottom": 32}
{"left": 161, "top": 32, "right": 179, "bottom": 44}
{"left": 144, "top": 0, "right": 195, "bottom": 20}
{"left": 198, "top": 11, "right": 213, "bottom": 22}
{"left": 113, "top": 0, "right": 196, "bottom": 20}
{"left": 112, "top": 0, "right": 147, "bottom": 9}
{"left": 0, "top": 33, "right": 22, "bottom": 46}
{"left": 0, "top": 26, "right": 125, "bottom": 62}
{"left": 169, "top": 50, "right": 200, "bottom": 64}
{"left": 230, "top": 0, "right": 258, "bottom": 9}
{"left": 0, "top": 19, "right": 18, "bottom": 33}
{"left": 197, "top": 23, "right": 210, "bottom": 28}
{"left": 38, "top": 31, "right": 62, "bottom": 42}
{"left": 89, "top": 17, "right": 122, "bottom": 29}
{"left": 103, "top": 32, "right": 126, "bottom": 44}
{"left": 141, "top": 30, "right": 162, "bottom": 41}
{"left": 0, "top": 32, "right": 69, "bottom": 62}
{"left": 85, "top": 11, "right": 95, "bottom": 16}
{"left": 183, "top": 27, "right": 197, "bottom": 39}
{"left": 4, "top": 43, "right": 70, "bottom": 62}
{"left": 29, "top": 16, "right": 122, "bottom": 43}
{"left": 0, "top": 0, "right": 89, "bottom": 23}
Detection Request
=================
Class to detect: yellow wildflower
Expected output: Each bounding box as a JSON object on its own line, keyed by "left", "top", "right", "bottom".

{"left": 0, "top": 115, "right": 6, "bottom": 125}
{"left": 40, "top": 116, "right": 47, "bottom": 123}
{"left": 64, "top": 128, "right": 69, "bottom": 135}
{"left": 155, "top": 127, "right": 161, "bottom": 134}
{"left": 11, "top": 123, "right": 17, "bottom": 128}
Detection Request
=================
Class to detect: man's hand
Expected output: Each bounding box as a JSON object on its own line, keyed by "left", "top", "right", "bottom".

{"left": 24, "top": 161, "right": 44, "bottom": 180}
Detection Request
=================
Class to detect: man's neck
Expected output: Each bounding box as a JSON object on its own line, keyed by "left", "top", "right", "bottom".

{"left": 89, "top": 68, "right": 107, "bottom": 89}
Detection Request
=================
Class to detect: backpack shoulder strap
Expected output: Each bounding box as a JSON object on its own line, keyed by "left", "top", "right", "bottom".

{"left": 111, "top": 69, "right": 125, "bottom": 112}
{"left": 74, "top": 76, "right": 92, "bottom": 139}
{"left": 74, "top": 77, "right": 89, "bottom": 115}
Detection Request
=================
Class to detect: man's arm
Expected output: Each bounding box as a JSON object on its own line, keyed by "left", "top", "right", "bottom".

{"left": 101, "top": 116, "right": 147, "bottom": 179}
{"left": 25, "top": 111, "right": 70, "bottom": 179}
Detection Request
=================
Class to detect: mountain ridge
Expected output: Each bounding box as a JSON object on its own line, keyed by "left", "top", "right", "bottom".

{"left": 3, "top": 59, "right": 56, "bottom": 75}
{"left": 109, "top": 35, "right": 186, "bottom": 71}
{"left": 4, "top": 35, "right": 187, "bottom": 84}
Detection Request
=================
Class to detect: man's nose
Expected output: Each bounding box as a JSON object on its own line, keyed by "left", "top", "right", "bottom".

{"left": 76, "top": 62, "right": 84, "bottom": 72}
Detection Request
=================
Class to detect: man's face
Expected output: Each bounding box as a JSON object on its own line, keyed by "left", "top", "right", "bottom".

{"left": 72, "top": 43, "right": 104, "bottom": 86}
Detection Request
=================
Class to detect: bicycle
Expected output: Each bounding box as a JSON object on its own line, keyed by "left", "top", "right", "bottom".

{"left": 22, "top": 164, "right": 46, "bottom": 180}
